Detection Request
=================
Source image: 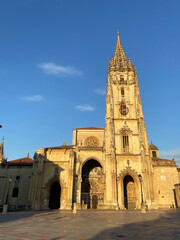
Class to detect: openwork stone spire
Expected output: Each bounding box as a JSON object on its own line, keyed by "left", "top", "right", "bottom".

{"left": 114, "top": 31, "right": 127, "bottom": 64}
{"left": 108, "top": 31, "right": 128, "bottom": 71}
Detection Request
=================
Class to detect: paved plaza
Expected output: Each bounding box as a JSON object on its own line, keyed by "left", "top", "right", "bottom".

{"left": 0, "top": 209, "right": 180, "bottom": 240}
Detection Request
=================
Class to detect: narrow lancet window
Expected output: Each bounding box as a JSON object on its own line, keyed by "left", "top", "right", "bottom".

{"left": 121, "top": 88, "right": 124, "bottom": 96}
{"left": 123, "top": 135, "right": 129, "bottom": 152}
{"left": 12, "top": 187, "right": 19, "bottom": 198}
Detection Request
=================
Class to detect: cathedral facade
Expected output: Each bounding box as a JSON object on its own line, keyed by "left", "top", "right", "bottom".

{"left": 1, "top": 34, "right": 180, "bottom": 211}
{"left": 29, "top": 34, "right": 180, "bottom": 210}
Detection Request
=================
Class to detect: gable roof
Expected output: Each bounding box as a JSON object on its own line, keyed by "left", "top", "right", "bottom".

{"left": 152, "top": 157, "right": 174, "bottom": 161}
{"left": 46, "top": 145, "right": 74, "bottom": 149}
{"left": 8, "top": 157, "right": 33, "bottom": 165}
{"left": 74, "top": 127, "right": 104, "bottom": 130}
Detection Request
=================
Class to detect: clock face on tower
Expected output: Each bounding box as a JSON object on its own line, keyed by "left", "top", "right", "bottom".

{"left": 120, "top": 104, "right": 129, "bottom": 115}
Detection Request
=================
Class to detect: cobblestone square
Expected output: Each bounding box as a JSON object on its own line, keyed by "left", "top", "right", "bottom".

{"left": 0, "top": 210, "right": 180, "bottom": 239}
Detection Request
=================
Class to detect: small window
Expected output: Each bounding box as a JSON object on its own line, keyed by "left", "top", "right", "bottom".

{"left": 152, "top": 151, "right": 157, "bottom": 158}
{"left": 121, "top": 88, "right": 124, "bottom": 96}
{"left": 16, "top": 176, "right": 20, "bottom": 181}
{"left": 12, "top": 187, "right": 19, "bottom": 198}
{"left": 120, "top": 77, "right": 124, "bottom": 81}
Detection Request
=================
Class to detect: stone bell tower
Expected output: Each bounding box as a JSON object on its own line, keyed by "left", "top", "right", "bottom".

{"left": 104, "top": 32, "right": 154, "bottom": 209}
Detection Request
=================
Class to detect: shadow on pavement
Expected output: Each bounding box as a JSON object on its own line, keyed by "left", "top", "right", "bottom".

{"left": 89, "top": 210, "right": 180, "bottom": 240}
{"left": 0, "top": 210, "right": 61, "bottom": 224}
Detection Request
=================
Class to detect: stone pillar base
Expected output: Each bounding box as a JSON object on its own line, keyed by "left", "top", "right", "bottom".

{"left": 141, "top": 202, "right": 147, "bottom": 213}
{"left": 73, "top": 203, "right": 77, "bottom": 214}
{"left": 116, "top": 204, "right": 120, "bottom": 210}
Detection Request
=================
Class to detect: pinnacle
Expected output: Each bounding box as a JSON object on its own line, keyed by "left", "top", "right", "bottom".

{"left": 0, "top": 137, "right": 4, "bottom": 158}
{"left": 128, "top": 57, "right": 133, "bottom": 69}
{"left": 1, "top": 137, "right": 4, "bottom": 146}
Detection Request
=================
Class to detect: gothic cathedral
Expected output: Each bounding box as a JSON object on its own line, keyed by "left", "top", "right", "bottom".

{"left": 28, "top": 33, "right": 180, "bottom": 210}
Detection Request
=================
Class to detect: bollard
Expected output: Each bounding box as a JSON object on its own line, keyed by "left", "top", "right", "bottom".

{"left": 2, "top": 205, "right": 8, "bottom": 214}
{"left": 141, "top": 202, "right": 147, "bottom": 213}
{"left": 73, "top": 203, "right": 77, "bottom": 214}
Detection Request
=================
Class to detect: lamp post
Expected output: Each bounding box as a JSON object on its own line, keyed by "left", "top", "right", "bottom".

{"left": 138, "top": 174, "right": 146, "bottom": 213}
{"left": 2, "top": 176, "right": 12, "bottom": 214}
{"left": 138, "top": 174, "right": 143, "bottom": 203}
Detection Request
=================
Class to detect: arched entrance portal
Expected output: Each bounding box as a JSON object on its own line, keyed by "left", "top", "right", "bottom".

{"left": 81, "top": 159, "right": 104, "bottom": 209}
{"left": 49, "top": 182, "right": 61, "bottom": 209}
{"left": 123, "top": 175, "right": 136, "bottom": 209}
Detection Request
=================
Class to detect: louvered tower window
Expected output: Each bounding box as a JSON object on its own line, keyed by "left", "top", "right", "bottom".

{"left": 152, "top": 151, "right": 157, "bottom": 158}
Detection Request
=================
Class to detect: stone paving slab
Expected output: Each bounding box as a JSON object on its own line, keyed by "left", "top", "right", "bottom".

{"left": 0, "top": 209, "right": 180, "bottom": 240}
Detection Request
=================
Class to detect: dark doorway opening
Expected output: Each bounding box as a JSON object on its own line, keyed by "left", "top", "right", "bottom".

{"left": 123, "top": 175, "right": 136, "bottom": 209}
{"left": 81, "top": 159, "right": 103, "bottom": 209}
{"left": 49, "top": 182, "right": 61, "bottom": 209}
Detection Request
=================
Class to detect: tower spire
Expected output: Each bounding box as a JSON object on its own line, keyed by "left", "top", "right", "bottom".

{"left": 114, "top": 31, "right": 127, "bottom": 64}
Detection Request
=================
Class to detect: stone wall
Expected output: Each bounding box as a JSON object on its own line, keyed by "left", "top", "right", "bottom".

{"left": 0, "top": 164, "right": 32, "bottom": 209}
{"left": 152, "top": 159, "right": 179, "bottom": 208}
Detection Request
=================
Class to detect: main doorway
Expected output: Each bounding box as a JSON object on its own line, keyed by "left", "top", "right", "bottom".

{"left": 123, "top": 175, "right": 136, "bottom": 209}
{"left": 81, "top": 159, "right": 104, "bottom": 209}
{"left": 49, "top": 182, "right": 61, "bottom": 209}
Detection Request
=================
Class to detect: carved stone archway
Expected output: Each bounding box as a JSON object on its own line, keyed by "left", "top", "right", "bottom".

{"left": 43, "top": 176, "right": 65, "bottom": 210}
{"left": 81, "top": 159, "right": 105, "bottom": 209}
{"left": 49, "top": 181, "right": 61, "bottom": 209}
{"left": 118, "top": 168, "right": 141, "bottom": 209}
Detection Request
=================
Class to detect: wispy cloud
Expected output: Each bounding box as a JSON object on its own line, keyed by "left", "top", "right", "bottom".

{"left": 75, "top": 104, "right": 95, "bottom": 112}
{"left": 94, "top": 89, "right": 106, "bottom": 95}
{"left": 21, "top": 95, "right": 45, "bottom": 102}
{"left": 159, "top": 148, "right": 180, "bottom": 165}
{"left": 38, "top": 62, "right": 82, "bottom": 77}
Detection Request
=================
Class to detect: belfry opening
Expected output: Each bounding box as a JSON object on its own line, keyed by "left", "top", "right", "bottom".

{"left": 49, "top": 182, "right": 61, "bottom": 209}
{"left": 81, "top": 159, "right": 104, "bottom": 209}
{"left": 123, "top": 175, "right": 136, "bottom": 210}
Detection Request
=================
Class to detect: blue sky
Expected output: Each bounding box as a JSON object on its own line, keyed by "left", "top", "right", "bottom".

{"left": 0, "top": 0, "right": 180, "bottom": 165}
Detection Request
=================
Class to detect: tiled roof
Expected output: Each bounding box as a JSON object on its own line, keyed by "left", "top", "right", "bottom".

{"left": 8, "top": 157, "right": 33, "bottom": 165}
{"left": 74, "top": 127, "right": 104, "bottom": 130}
{"left": 149, "top": 143, "right": 158, "bottom": 150}
{"left": 46, "top": 145, "right": 74, "bottom": 149}
{"left": 152, "top": 158, "right": 174, "bottom": 161}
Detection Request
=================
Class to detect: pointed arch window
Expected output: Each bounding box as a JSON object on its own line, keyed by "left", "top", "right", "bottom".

{"left": 120, "top": 75, "right": 124, "bottom": 81}
{"left": 12, "top": 187, "right": 19, "bottom": 198}
{"left": 121, "top": 88, "right": 124, "bottom": 97}
{"left": 122, "top": 134, "right": 129, "bottom": 153}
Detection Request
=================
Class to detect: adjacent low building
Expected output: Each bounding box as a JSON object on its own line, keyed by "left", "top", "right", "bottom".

{"left": 0, "top": 142, "right": 33, "bottom": 210}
